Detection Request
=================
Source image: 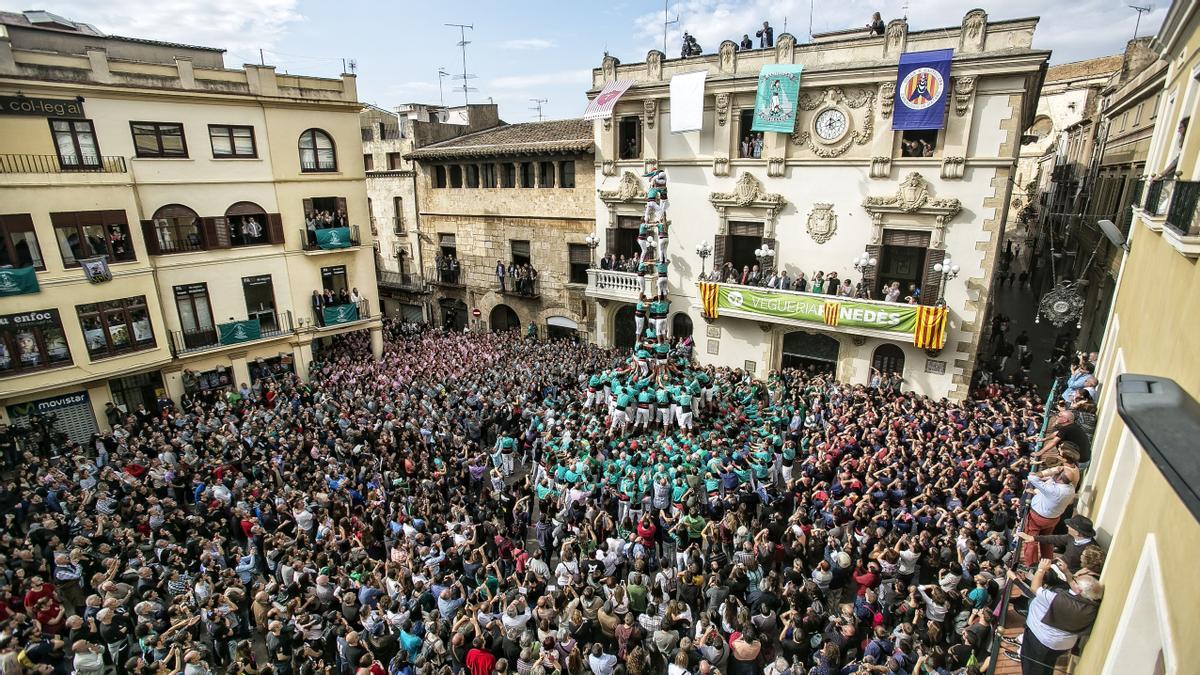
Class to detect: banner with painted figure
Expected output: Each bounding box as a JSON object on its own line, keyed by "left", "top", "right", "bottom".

{"left": 315, "top": 227, "right": 352, "bottom": 250}
{"left": 218, "top": 319, "right": 262, "bottom": 345}
{"left": 699, "top": 283, "right": 947, "bottom": 349}
{"left": 323, "top": 303, "right": 359, "bottom": 326}
{"left": 892, "top": 49, "right": 953, "bottom": 130}
{"left": 750, "top": 65, "right": 804, "bottom": 133}
{"left": 0, "top": 266, "right": 39, "bottom": 296}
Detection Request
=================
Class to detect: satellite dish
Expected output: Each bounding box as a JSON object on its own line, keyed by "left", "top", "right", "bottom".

{"left": 1097, "top": 219, "right": 1129, "bottom": 252}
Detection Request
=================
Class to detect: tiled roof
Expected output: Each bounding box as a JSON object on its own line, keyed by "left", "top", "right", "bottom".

{"left": 0, "top": 11, "right": 224, "bottom": 52}
{"left": 1045, "top": 55, "right": 1123, "bottom": 83}
{"left": 406, "top": 119, "right": 593, "bottom": 160}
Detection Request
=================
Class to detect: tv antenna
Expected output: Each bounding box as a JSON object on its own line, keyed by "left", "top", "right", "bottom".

{"left": 1129, "top": 5, "right": 1152, "bottom": 40}
{"left": 529, "top": 98, "right": 548, "bottom": 122}
{"left": 662, "top": 0, "right": 679, "bottom": 55}
{"left": 347, "top": 59, "right": 357, "bottom": 75}
{"left": 437, "top": 68, "right": 450, "bottom": 107}
{"left": 445, "top": 23, "right": 477, "bottom": 106}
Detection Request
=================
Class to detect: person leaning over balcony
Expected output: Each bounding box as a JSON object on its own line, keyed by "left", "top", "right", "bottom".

{"left": 1005, "top": 557, "right": 1104, "bottom": 675}
{"left": 1037, "top": 409, "right": 1092, "bottom": 470}
{"left": 1021, "top": 465, "right": 1075, "bottom": 567}
{"left": 1016, "top": 514, "right": 1095, "bottom": 574}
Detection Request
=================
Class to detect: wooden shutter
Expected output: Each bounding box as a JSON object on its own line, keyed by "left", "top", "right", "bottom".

{"left": 140, "top": 220, "right": 161, "bottom": 255}
{"left": 713, "top": 234, "right": 730, "bottom": 270}
{"left": 203, "top": 217, "right": 231, "bottom": 249}
{"left": 266, "top": 213, "right": 284, "bottom": 244}
{"left": 302, "top": 199, "right": 314, "bottom": 220}
{"left": 862, "top": 244, "right": 881, "bottom": 299}
{"left": 922, "top": 248, "right": 945, "bottom": 306}
{"left": 568, "top": 244, "right": 591, "bottom": 264}
{"left": 606, "top": 228, "right": 619, "bottom": 256}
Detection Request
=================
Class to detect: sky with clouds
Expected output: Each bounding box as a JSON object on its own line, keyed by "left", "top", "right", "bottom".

{"left": 10, "top": 0, "right": 1168, "bottom": 121}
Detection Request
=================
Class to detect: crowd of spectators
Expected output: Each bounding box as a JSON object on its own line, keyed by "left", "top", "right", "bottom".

{"left": 310, "top": 288, "right": 364, "bottom": 327}
{"left": 0, "top": 316, "right": 1089, "bottom": 675}
{"left": 495, "top": 263, "right": 540, "bottom": 297}
{"left": 434, "top": 256, "right": 462, "bottom": 285}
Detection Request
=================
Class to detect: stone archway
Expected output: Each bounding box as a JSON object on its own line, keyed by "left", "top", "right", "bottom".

{"left": 672, "top": 312, "right": 693, "bottom": 339}
{"left": 780, "top": 330, "right": 840, "bottom": 376}
{"left": 490, "top": 304, "right": 520, "bottom": 331}
{"left": 872, "top": 343, "right": 906, "bottom": 376}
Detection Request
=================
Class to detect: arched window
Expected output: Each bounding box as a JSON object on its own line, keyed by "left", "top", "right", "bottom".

{"left": 298, "top": 129, "right": 336, "bottom": 172}
{"left": 225, "top": 201, "right": 268, "bottom": 246}
{"left": 872, "top": 343, "right": 906, "bottom": 377}
{"left": 152, "top": 204, "right": 202, "bottom": 253}
{"left": 672, "top": 312, "right": 693, "bottom": 339}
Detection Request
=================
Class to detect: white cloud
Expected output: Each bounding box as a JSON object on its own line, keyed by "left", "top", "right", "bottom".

{"left": 40, "top": 0, "right": 304, "bottom": 53}
{"left": 501, "top": 38, "right": 555, "bottom": 50}
{"left": 489, "top": 69, "right": 592, "bottom": 91}
{"left": 632, "top": 0, "right": 1166, "bottom": 65}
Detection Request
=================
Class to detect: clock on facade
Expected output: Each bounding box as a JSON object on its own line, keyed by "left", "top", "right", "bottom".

{"left": 813, "top": 107, "right": 849, "bottom": 143}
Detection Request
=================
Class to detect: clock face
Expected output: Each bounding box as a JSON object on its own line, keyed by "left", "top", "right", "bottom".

{"left": 814, "top": 107, "right": 849, "bottom": 142}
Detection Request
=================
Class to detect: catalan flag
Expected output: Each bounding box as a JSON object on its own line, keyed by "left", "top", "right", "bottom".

{"left": 822, "top": 301, "right": 840, "bottom": 327}
{"left": 699, "top": 282, "right": 719, "bottom": 318}
{"left": 913, "top": 304, "right": 948, "bottom": 350}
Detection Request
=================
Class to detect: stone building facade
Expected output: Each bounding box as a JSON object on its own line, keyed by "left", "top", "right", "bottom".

{"left": 406, "top": 119, "right": 595, "bottom": 338}
{"left": 583, "top": 10, "right": 1049, "bottom": 399}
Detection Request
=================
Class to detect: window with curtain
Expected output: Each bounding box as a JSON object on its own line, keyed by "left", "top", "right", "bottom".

{"left": 130, "top": 121, "right": 187, "bottom": 158}
{"left": 209, "top": 125, "right": 257, "bottom": 158}
{"left": 49, "top": 119, "right": 100, "bottom": 168}
{"left": 298, "top": 129, "right": 337, "bottom": 171}
{"left": 0, "top": 214, "right": 44, "bottom": 269}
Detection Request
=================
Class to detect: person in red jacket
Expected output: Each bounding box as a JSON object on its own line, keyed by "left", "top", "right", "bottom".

{"left": 853, "top": 561, "right": 881, "bottom": 597}
{"left": 465, "top": 637, "right": 496, "bottom": 675}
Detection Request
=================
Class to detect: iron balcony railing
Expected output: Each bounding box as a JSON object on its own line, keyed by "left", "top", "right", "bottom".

{"left": 312, "top": 299, "right": 370, "bottom": 328}
{"left": 168, "top": 310, "right": 294, "bottom": 357}
{"left": 300, "top": 224, "right": 360, "bottom": 251}
{"left": 1166, "top": 180, "right": 1200, "bottom": 236}
{"left": 1143, "top": 178, "right": 1171, "bottom": 216}
{"left": 0, "top": 153, "right": 127, "bottom": 174}
{"left": 376, "top": 270, "right": 428, "bottom": 292}
{"left": 499, "top": 276, "right": 539, "bottom": 298}
{"left": 428, "top": 266, "right": 464, "bottom": 286}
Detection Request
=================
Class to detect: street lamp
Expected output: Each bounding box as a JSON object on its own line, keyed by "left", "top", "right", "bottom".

{"left": 754, "top": 243, "right": 775, "bottom": 274}
{"left": 852, "top": 251, "right": 877, "bottom": 273}
{"left": 584, "top": 233, "right": 601, "bottom": 267}
{"left": 695, "top": 241, "right": 712, "bottom": 278}
{"left": 933, "top": 254, "right": 960, "bottom": 302}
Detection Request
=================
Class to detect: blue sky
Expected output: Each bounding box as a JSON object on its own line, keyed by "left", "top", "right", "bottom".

{"left": 15, "top": 0, "right": 1169, "bottom": 121}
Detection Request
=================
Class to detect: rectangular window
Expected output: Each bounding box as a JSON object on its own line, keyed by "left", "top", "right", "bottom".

{"left": 243, "top": 274, "right": 278, "bottom": 333}
{"left": 482, "top": 163, "right": 497, "bottom": 188}
{"left": 568, "top": 243, "right": 590, "bottom": 283}
{"left": 387, "top": 152, "right": 402, "bottom": 170}
{"left": 77, "top": 296, "right": 155, "bottom": 359}
{"left": 392, "top": 197, "right": 404, "bottom": 234}
{"left": 900, "top": 129, "right": 939, "bottom": 157}
{"left": 727, "top": 221, "right": 764, "bottom": 273}
{"left": 363, "top": 153, "right": 375, "bottom": 171}
{"left": 439, "top": 233, "right": 457, "bottom": 259}
{"left": 0, "top": 214, "right": 44, "bottom": 270}
{"left": 501, "top": 164, "right": 516, "bottom": 188}
{"left": 130, "top": 121, "right": 187, "bottom": 158}
{"left": 539, "top": 161, "right": 556, "bottom": 188}
{"left": 466, "top": 164, "right": 480, "bottom": 188}
{"left": 50, "top": 118, "right": 100, "bottom": 169}
{"left": 51, "top": 210, "right": 135, "bottom": 267}
{"left": 174, "top": 283, "right": 216, "bottom": 349}
{"left": 738, "top": 109, "right": 764, "bottom": 158}
{"left": 618, "top": 116, "right": 641, "bottom": 159}
{"left": 511, "top": 239, "right": 531, "bottom": 267}
{"left": 208, "top": 125, "right": 257, "bottom": 158}
{"left": 559, "top": 160, "right": 576, "bottom": 188}
{"left": 434, "top": 166, "right": 447, "bottom": 188}
{"left": 0, "top": 309, "right": 71, "bottom": 375}
{"left": 449, "top": 165, "right": 463, "bottom": 188}
{"left": 321, "top": 265, "right": 348, "bottom": 293}
{"left": 519, "top": 162, "right": 535, "bottom": 188}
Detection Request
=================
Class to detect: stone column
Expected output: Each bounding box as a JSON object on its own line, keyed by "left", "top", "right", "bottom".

{"left": 292, "top": 340, "right": 315, "bottom": 383}
{"left": 86, "top": 381, "right": 116, "bottom": 431}
{"left": 230, "top": 352, "right": 251, "bottom": 390}
{"left": 162, "top": 365, "right": 186, "bottom": 406}
{"left": 370, "top": 325, "right": 384, "bottom": 360}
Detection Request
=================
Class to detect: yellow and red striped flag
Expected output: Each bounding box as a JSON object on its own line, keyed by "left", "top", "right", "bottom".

{"left": 913, "top": 305, "right": 948, "bottom": 350}
{"left": 699, "top": 282, "right": 719, "bottom": 318}
{"left": 822, "top": 301, "right": 840, "bottom": 327}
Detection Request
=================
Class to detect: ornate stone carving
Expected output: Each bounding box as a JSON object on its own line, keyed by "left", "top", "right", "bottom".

{"left": 601, "top": 54, "right": 620, "bottom": 83}
{"left": 960, "top": 9, "right": 987, "bottom": 52}
{"left": 719, "top": 41, "right": 737, "bottom": 73}
{"left": 601, "top": 160, "right": 617, "bottom": 177}
{"left": 643, "top": 99, "right": 658, "bottom": 129}
{"left": 879, "top": 83, "right": 895, "bottom": 118}
{"left": 869, "top": 156, "right": 891, "bottom": 179}
{"left": 715, "top": 93, "right": 730, "bottom": 126}
{"left": 710, "top": 172, "right": 787, "bottom": 235}
{"left": 767, "top": 156, "right": 785, "bottom": 177}
{"left": 805, "top": 203, "right": 838, "bottom": 244}
{"left": 941, "top": 156, "right": 966, "bottom": 180}
{"left": 600, "top": 171, "right": 645, "bottom": 201}
{"left": 712, "top": 155, "right": 730, "bottom": 176}
{"left": 953, "top": 76, "right": 976, "bottom": 117}
{"left": 602, "top": 117, "right": 611, "bottom": 131}
{"left": 776, "top": 33, "right": 796, "bottom": 63}
{"left": 791, "top": 87, "right": 875, "bottom": 158}
{"left": 861, "top": 172, "right": 962, "bottom": 248}
{"left": 884, "top": 20, "right": 907, "bottom": 56}
{"left": 646, "top": 50, "right": 664, "bottom": 80}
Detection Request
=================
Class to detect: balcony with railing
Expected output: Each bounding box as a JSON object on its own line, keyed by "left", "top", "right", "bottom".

{"left": 168, "top": 310, "right": 294, "bottom": 357}
{"left": 300, "top": 224, "right": 361, "bottom": 252}
{"left": 377, "top": 270, "right": 429, "bottom": 293}
{"left": 312, "top": 299, "right": 371, "bottom": 329}
{"left": 428, "top": 266, "right": 465, "bottom": 288}
{"left": 1165, "top": 180, "right": 1200, "bottom": 237}
{"left": 0, "top": 153, "right": 128, "bottom": 174}
{"left": 499, "top": 276, "right": 540, "bottom": 299}
{"left": 585, "top": 269, "right": 647, "bottom": 302}
{"left": 1143, "top": 178, "right": 1171, "bottom": 217}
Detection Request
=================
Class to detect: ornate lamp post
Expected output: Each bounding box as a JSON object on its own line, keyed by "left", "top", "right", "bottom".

{"left": 695, "top": 241, "right": 712, "bottom": 278}
{"left": 584, "top": 233, "right": 601, "bottom": 267}
{"left": 852, "top": 251, "right": 877, "bottom": 273}
{"left": 754, "top": 243, "right": 775, "bottom": 275}
{"left": 933, "top": 255, "right": 960, "bottom": 303}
